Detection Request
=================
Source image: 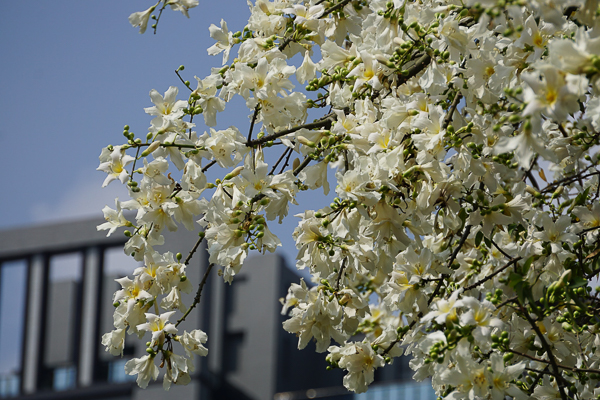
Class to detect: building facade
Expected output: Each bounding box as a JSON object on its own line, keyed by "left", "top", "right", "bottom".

{"left": 0, "top": 218, "right": 435, "bottom": 400}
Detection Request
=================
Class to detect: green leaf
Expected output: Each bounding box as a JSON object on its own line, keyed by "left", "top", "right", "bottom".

{"left": 508, "top": 272, "right": 523, "bottom": 288}
{"left": 484, "top": 236, "right": 491, "bottom": 248}
{"left": 569, "top": 275, "right": 588, "bottom": 289}
{"left": 475, "top": 231, "right": 483, "bottom": 247}
{"left": 522, "top": 256, "right": 534, "bottom": 276}
{"left": 459, "top": 207, "right": 468, "bottom": 223}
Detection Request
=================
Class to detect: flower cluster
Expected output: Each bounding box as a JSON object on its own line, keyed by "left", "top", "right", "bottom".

{"left": 99, "top": 0, "right": 600, "bottom": 398}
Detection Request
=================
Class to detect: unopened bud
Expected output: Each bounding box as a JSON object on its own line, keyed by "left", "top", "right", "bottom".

{"left": 141, "top": 141, "right": 161, "bottom": 157}
{"left": 552, "top": 185, "right": 564, "bottom": 198}
{"left": 525, "top": 185, "right": 539, "bottom": 196}
{"left": 224, "top": 166, "right": 244, "bottom": 180}
{"left": 297, "top": 136, "right": 316, "bottom": 147}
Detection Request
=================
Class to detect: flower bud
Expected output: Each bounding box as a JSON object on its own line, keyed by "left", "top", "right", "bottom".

{"left": 141, "top": 140, "right": 161, "bottom": 157}
{"left": 224, "top": 166, "right": 244, "bottom": 180}
{"left": 297, "top": 136, "right": 316, "bottom": 147}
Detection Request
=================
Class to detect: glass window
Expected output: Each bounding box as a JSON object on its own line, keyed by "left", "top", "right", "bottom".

{"left": 0, "top": 260, "right": 28, "bottom": 398}
{"left": 41, "top": 253, "right": 83, "bottom": 391}
{"left": 97, "top": 247, "right": 139, "bottom": 383}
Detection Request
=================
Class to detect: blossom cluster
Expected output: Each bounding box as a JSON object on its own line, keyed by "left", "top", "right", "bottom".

{"left": 98, "top": 0, "right": 600, "bottom": 398}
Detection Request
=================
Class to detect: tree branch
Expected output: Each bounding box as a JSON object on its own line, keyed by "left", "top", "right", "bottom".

{"left": 246, "top": 114, "right": 335, "bottom": 147}
{"left": 176, "top": 263, "right": 214, "bottom": 327}
{"left": 464, "top": 257, "right": 522, "bottom": 291}
{"left": 517, "top": 300, "right": 569, "bottom": 400}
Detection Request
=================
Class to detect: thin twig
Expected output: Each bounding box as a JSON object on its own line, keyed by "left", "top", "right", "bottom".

{"left": 489, "top": 237, "right": 514, "bottom": 260}
{"left": 184, "top": 235, "right": 205, "bottom": 265}
{"left": 336, "top": 257, "right": 348, "bottom": 290}
{"left": 176, "top": 263, "right": 214, "bottom": 327}
{"left": 293, "top": 156, "right": 312, "bottom": 176}
{"left": 280, "top": 147, "right": 295, "bottom": 175}
{"left": 322, "top": 0, "right": 352, "bottom": 15}
{"left": 517, "top": 300, "right": 569, "bottom": 400}
{"left": 247, "top": 105, "right": 260, "bottom": 143}
{"left": 446, "top": 225, "right": 472, "bottom": 270}
{"left": 202, "top": 160, "right": 217, "bottom": 173}
{"left": 269, "top": 147, "right": 292, "bottom": 175}
{"left": 464, "top": 257, "right": 522, "bottom": 291}
{"left": 442, "top": 92, "right": 463, "bottom": 130}
{"left": 246, "top": 114, "right": 335, "bottom": 147}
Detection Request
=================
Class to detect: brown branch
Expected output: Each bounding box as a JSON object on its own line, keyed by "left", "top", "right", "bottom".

{"left": 442, "top": 92, "right": 463, "bottom": 130}
{"left": 176, "top": 263, "right": 214, "bottom": 327}
{"left": 464, "top": 257, "right": 522, "bottom": 291}
{"left": 202, "top": 160, "right": 217, "bottom": 173}
{"left": 336, "top": 257, "right": 348, "bottom": 290}
{"left": 397, "top": 53, "right": 432, "bottom": 85}
{"left": 247, "top": 105, "right": 260, "bottom": 143}
{"left": 517, "top": 300, "right": 569, "bottom": 400}
{"left": 184, "top": 234, "right": 205, "bottom": 265}
{"left": 539, "top": 168, "right": 598, "bottom": 193}
{"left": 322, "top": 0, "right": 352, "bottom": 15}
{"left": 246, "top": 115, "right": 335, "bottom": 147}
{"left": 269, "top": 147, "right": 293, "bottom": 175}
{"left": 511, "top": 348, "right": 600, "bottom": 374}
{"left": 446, "top": 224, "right": 472, "bottom": 270}
{"left": 293, "top": 155, "right": 312, "bottom": 176}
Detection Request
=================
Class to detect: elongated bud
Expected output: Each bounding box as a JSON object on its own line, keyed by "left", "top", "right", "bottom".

{"left": 525, "top": 185, "right": 539, "bottom": 196}
{"left": 552, "top": 185, "right": 564, "bottom": 198}
{"left": 141, "top": 140, "right": 161, "bottom": 157}
{"left": 558, "top": 269, "right": 572, "bottom": 287}
{"left": 297, "top": 136, "right": 316, "bottom": 147}
{"left": 292, "top": 158, "right": 300, "bottom": 170}
{"left": 258, "top": 2, "right": 270, "bottom": 13}
{"left": 224, "top": 166, "right": 244, "bottom": 180}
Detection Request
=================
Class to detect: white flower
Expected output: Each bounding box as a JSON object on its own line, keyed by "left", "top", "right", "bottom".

{"left": 97, "top": 198, "right": 130, "bottom": 236}
{"left": 179, "top": 329, "right": 209, "bottom": 357}
{"left": 144, "top": 86, "right": 187, "bottom": 122}
{"left": 97, "top": 146, "right": 135, "bottom": 187}
{"left": 331, "top": 341, "right": 385, "bottom": 393}
{"left": 128, "top": 4, "right": 156, "bottom": 34}
{"left": 101, "top": 328, "right": 126, "bottom": 356}
{"left": 168, "top": 0, "right": 198, "bottom": 18}
{"left": 125, "top": 354, "right": 159, "bottom": 388}
{"left": 137, "top": 311, "right": 178, "bottom": 346}
{"left": 207, "top": 19, "right": 233, "bottom": 65}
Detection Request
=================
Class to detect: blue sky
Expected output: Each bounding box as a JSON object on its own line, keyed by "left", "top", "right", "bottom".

{"left": 0, "top": 1, "right": 333, "bottom": 263}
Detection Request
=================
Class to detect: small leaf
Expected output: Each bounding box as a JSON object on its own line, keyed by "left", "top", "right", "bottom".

{"left": 484, "top": 236, "right": 491, "bottom": 248}
{"left": 539, "top": 168, "right": 547, "bottom": 183}
{"left": 508, "top": 272, "right": 523, "bottom": 288}
{"left": 522, "top": 256, "right": 534, "bottom": 276}
{"left": 475, "top": 231, "right": 484, "bottom": 247}
{"left": 569, "top": 275, "right": 588, "bottom": 289}
{"left": 585, "top": 247, "right": 600, "bottom": 261}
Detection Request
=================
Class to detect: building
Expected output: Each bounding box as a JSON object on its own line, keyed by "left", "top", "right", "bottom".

{"left": 0, "top": 217, "right": 436, "bottom": 400}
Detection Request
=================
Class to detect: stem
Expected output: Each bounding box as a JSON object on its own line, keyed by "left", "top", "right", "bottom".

{"left": 336, "top": 257, "right": 347, "bottom": 290}
{"left": 184, "top": 235, "right": 205, "bottom": 266}
{"left": 464, "top": 257, "right": 522, "bottom": 291}
{"left": 442, "top": 92, "right": 462, "bottom": 130}
{"left": 446, "top": 224, "right": 472, "bottom": 270}
{"left": 176, "top": 263, "right": 214, "bottom": 327}
{"left": 269, "top": 147, "right": 292, "bottom": 175}
{"left": 246, "top": 114, "right": 335, "bottom": 147}
{"left": 293, "top": 156, "right": 312, "bottom": 176}
{"left": 322, "top": 0, "right": 352, "bottom": 15}
{"left": 247, "top": 105, "right": 260, "bottom": 143}
{"left": 517, "top": 300, "right": 569, "bottom": 400}
{"left": 202, "top": 160, "right": 217, "bottom": 173}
